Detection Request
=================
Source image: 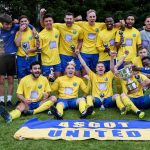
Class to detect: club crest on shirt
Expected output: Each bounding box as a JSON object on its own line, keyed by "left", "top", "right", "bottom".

{"left": 95, "top": 28, "right": 99, "bottom": 32}
{"left": 29, "top": 36, "right": 32, "bottom": 40}
{"left": 73, "top": 30, "right": 77, "bottom": 34}
{"left": 38, "top": 84, "right": 42, "bottom": 89}
{"left": 55, "top": 34, "right": 58, "bottom": 38}
{"left": 73, "top": 82, "right": 77, "bottom": 86}
{"left": 132, "top": 34, "right": 136, "bottom": 37}
{"left": 104, "top": 77, "right": 108, "bottom": 81}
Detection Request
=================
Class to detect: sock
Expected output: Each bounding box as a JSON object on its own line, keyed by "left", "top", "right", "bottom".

{"left": 7, "top": 95, "right": 12, "bottom": 102}
{"left": 86, "top": 95, "right": 94, "bottom": 107}
{"left": 0, "top": 96, "right": 4, "bottom": 102}
{"left": 56, "top": 103, "right": 64, "bottom": 116}
{"left": 78, "top": 98, "right": 87, "bottom": 113}
{"left": 10, "top": 109, "right": 21, "bottom": 120}
{"left": 115, "top": 95, "right": 125, "bottom": 111}
{"left": 121, "top": 96, "right": 139, "bottom": 113}
{"left": 33, "top": 100, "right": 54, "bottom": 114}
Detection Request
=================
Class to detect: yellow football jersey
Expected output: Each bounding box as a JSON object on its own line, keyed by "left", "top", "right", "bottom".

{"left": 54, "top": 23, "right": 83, "bottom": 56}
{"left": 115, "top": 27, "right": 141, "bottom": 61}
{"left": 120, "top": 73, "right": 147, "bottom": 98}
{"left": 16, "top": 27, "right": 36, "bottom": 56}
{"left": 39, "top": 28, "right": 60, "bottom": 66}
{"left": 17, "top": 74, "right": 51, "bottom": 102}
{"left": 132, "top": 56, "right": 143, "bottom": 67}
{"left": 89, "top": 70, "right": 114, "bottom": 98}
{"left": 75, "top": 21, "right": 106, "bottom": 54}
{"left": 96, "top": 27, "right": 119, "bottom": 61}
{"left": 0, "top": 23, "right": 3, "bottom": 28}
{"left": 51, "top": 75, "right": 89, "bottom": 99}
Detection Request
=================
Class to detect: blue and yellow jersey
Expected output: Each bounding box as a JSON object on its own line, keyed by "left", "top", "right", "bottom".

{"left": 39, "top": 28, "right": 60, "bottom": 66}
{"left": 75, "top": 21, "right": 105, "bottom": 54}
{"left": 54, "top": 23, "right": 83, "bottom": 56}
{"left": 51, "top": 75, "right": 89, "bottom": 99}
{"left": 89, "top": 70, "right": 114, "bottom": 98}
{"left": 17, "top": 74, "right": 51, "bottom": 102}
{"left": 115, "top": 27, "right": 141, "bottom": 61}
{"left": 16, "top": 27, "right": 36, "bottom": 56}
{"left": 96, "top": 27, "right": 119, "bottom": 61}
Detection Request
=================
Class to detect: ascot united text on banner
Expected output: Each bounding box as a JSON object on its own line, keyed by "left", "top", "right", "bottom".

{"left": 14, "top": 118, "right": 150, "bottom": 140}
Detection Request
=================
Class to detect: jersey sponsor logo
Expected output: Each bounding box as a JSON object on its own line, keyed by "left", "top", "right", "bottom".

{"left": 49, "top": 41, "right": 57, "bottom": 49}
{"left": 125, "top": 38, "right": 133, "bottom": 46}
{"left": 109, "top": 39, "right": 115, "bottom": 46}
{"left": 22, "top": 42, "right": 30, "bottom": 51}
{"left": 98, "top": 83, "right": 107, "bottom": 90}
{"left": 64, "top": 87, "right": 73, "bottom": 95}
{"left": 65, "top": 34, "right": 72, "bottom": 42}
{"left": 88, "top": 33, "right": 96, "bottom": 40}
{"left": 30, "top": 91, "right": 38, "bottom": 99}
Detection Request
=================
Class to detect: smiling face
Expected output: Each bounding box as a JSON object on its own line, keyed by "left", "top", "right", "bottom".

{"left": 105, "top": 17, "right": 114, "bottom": 30}
{"left": 86, "top": 11, "right": 96, "bottom": 26}
{"left": 64, "top": 15, "right": 74, "bottom": 27}
{"left": 126, "top": 16, "right": 135, "bottom": 28}
{"left": 43, "top": 17, "right": 53, "bottom": 30}
{"left": 65, "top": 64, "right": 75, "bottom": 77}
{"left": 96, "top": 63, "right": 105, "bottom": 75}
{"left": 2, "top": 22, "right": 12, "bottom": 30}
{"left": 19, "top": 17, "right": 29, "bottom": 30}
{"left": 138, "top": 48, "right": 148, "bottom": 59}
{"left": 30, "top": 64, "right": 41, "bottom": 78}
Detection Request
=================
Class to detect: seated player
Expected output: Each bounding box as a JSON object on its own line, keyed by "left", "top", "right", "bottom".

{"left": 50, "top": 60, "right": 93, "bottom": 120}
{"left": 0, "top": 61, "right": 56, "bottom": 123}
{"left": 76, "top": 51, "right": 131, "bottom": 115}
{"left": 110, "top": 51, "right": 149, "bottom": 118}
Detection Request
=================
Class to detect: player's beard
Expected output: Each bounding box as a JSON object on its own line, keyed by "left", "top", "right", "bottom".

{"left": 32, "top": 72, "right": 40, "bottom": 78}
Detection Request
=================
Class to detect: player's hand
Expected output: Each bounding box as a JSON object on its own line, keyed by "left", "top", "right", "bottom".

{"left": 25, "top": 98, "right": 32, "bottom": 105}
{"left": 83, "top": 75, "right": 90, "bottom": 80}
{"left": 40, "top": 8, "right": 46, "bottom": 16}
{"left": 120, "top": 19, "right": 125, "bottom": 27}
{"left": 42, "top": 92, "right": 49, "bottom": 100}
{"left": 75, "top": 49, "right": 80, "bottom": 55}
{"left": 124, "top": 49, "right": 129, "bottom": 55}
{"left": 132, "top": 65, "right": 141, "bottom": 71}
{"left": 20, "top": 24, "right": 27, "bottom": 32}
{"left": 75, "top": 15, "right": 82, "bottom": 21}
{"left": 110, "top": 51, "right": 117, "bottom": 57}
{"left": 120, "top": 36, "right": 124, "bottom": 44}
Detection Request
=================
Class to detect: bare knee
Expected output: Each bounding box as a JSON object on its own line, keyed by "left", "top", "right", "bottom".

{"left": 16, "top": 102, "right": 26, "bottom": 112}
{"left": 0, "top": 76, "right": 5, "bottom": 85}
{"left": 50, "top": 96, "right": 57, "bottom": 103}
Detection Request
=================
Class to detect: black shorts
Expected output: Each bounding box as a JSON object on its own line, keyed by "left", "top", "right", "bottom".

{"left": 0, "top": 54, "right": 16, "bottom": 76}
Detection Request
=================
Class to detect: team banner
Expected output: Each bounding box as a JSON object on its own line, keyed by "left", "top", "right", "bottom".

{"left": 14, "top": 118, "right": 150, "bottom": 140}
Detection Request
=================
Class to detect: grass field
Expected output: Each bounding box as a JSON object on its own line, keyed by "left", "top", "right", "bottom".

{"left": 0, "top": 80, "right": 150, "bottom": 150}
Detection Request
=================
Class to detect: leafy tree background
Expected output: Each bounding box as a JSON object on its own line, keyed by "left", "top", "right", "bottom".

{"left": 0, "top": 0, "right": 150, "bottom": 30}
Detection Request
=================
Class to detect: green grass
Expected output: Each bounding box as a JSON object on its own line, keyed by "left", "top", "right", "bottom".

{"left": 0, "top": 80, "right": 150, "bottom": 150}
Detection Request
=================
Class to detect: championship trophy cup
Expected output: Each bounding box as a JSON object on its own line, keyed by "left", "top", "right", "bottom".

{"left": 118, "top": 66, "right": 137, "bottom": 94}
{"left": 49, "top": 68, "right": 55, "bottom": 82}
{"left": 34, "top": 33, "right": 41, "bottom": 51}
{"left": 70, "top": 44, "right": 75, "bottom": 52}
{"left": 22, "top": 43, "right": 29, "bottom": 60}
{"left": 0, "top": 37, "right": 4, "bottom": 55}
{"left": 99, "top": 93, "right": 105, "bottom": 110}
{"left": 119, "top": 30, "right": 126, "bottom": 47}
{"left": 103, "top": 42, "right": 110, "bottom": 56}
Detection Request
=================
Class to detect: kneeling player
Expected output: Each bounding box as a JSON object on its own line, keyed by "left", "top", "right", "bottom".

{"left": 0, "top": 61, "right": 56, "bottom": 123}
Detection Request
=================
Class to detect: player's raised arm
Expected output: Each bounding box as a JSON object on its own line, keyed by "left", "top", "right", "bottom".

{"left": 77, "top": 52, "right": 91, "bottom": 74}
{"left": 40, "top": 8, "right": 46, "bottom": 28}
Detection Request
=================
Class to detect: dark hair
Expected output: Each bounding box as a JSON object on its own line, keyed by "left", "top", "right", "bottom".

{"left": 19, "top": 15, "right": 29, "bottom": 22}
{"left": 1, "top": 14, "right": 12, "bottom": 24}
{"left": 142, "top": 56, "right": 150, "bottom": 62}
{"left": 30, "top": 61, "right": 41, "bottom": 69}
{"left": 65, "top": 12, "right": 74, "bottom": 17}
{"left": 125, "top": 14, "right": 136, "bottom": 20}
{"left": 43, "top": 14, "right": 53, "bottom": 21}
{"left": 137, "top": 46, "right": 147, "bottom": 53}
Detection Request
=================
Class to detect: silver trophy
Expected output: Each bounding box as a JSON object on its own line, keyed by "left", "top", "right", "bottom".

{"left": 49, "top": 68, "right": 55, "bottom": 82}
{"left": 22, "top": 42, "right": 29, "bottom": 60}
{"left": 70, "top": 45, "right": 75, "bottom": 52}
{"left": 0, "top": 37, "right": 4, "bottom": 55}
{"left": 103, "top": 42, "right": 110, "bottom": 55}
{"left": 99, "top": 93, "right": 105, "bottom": 110}
{"left": 118, "top": 66, "right": 137, "bottom": 94}
{"left": 119, "top": 30, "right": 126, "bottom": 47}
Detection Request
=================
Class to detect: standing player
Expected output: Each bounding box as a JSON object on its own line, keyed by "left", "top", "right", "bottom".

{"left": 96, "top": 16, "right": 120, "bottom": 72}
{"left": 40, "top": 9, "right": 83, "bottom": 77}
{"left": 15, "top": 15, "right": 37, "bottom": 81}
{"left": 39, "top": 14, "right": 61, "bottom": 79}
{"left": 115, "top": 15, "right": 141, "bottom": 65}
{"left": 0, "top": 61, "right": 56, "bottom": 123}
{"left": 140, "top": 16, "right": 150, "bottom": 56}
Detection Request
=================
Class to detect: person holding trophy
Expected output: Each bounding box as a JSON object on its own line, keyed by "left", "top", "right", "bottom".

{"left": 49, "top": 60, "right": 92, "bottom": 120}
{"left": 110, "top": 50, "right": 149, "bottom": 118}
{"left": 15, "top": 15, "right": 38, "bottom": 81}
{"left": 39, "top": 14, "right": 61, "bottom": 80}
{"left": 40, "top": 9, "right": 83, "bottom": 77}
